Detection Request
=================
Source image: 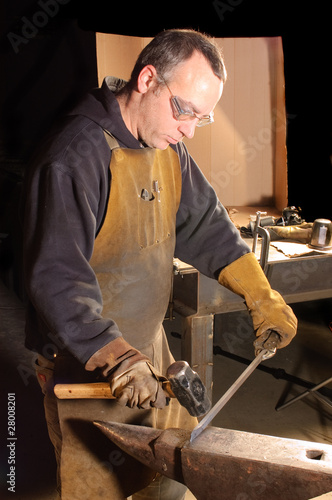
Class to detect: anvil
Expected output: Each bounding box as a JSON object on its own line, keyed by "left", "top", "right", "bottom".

{"left": 95, "top": 421, "right": 332, "bottom": 500}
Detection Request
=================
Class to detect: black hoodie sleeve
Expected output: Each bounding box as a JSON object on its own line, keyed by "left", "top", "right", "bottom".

{"left": 23, "top": 121, "right": 122, "bottom": 364}
{"left": 174, "top": 142, "right": 250, "bottom": 278}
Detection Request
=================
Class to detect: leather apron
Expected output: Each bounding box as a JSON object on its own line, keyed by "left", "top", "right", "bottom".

{"left": 57, "top": 134, "right": 197, "bottom": 499}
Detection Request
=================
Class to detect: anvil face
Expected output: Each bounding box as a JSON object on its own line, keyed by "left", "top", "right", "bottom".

{"left": 95, "top": 421, "right": 332, "bottom": 500}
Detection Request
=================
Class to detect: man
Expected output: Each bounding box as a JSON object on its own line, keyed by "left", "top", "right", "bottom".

{"left": 23, "top": 29, "right": 297, "bottom": 500}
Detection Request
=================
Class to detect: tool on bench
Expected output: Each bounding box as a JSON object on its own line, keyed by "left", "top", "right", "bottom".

{"left": 54, "top": 360, "right": 211, "bottom": 418}
{"left": 190, "top": 331, "right": 279, "bottom": 442}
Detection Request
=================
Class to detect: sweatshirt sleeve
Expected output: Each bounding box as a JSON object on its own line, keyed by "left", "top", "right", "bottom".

{"left": 174, "top": 142, "right": 250, "bottom": 278}
{"left": 23, "top": 130, "right": 122, "bottom": 364}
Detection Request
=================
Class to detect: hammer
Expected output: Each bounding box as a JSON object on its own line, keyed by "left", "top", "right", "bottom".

{"left": 54, "top": 360, "right": 211, "bottom": 418}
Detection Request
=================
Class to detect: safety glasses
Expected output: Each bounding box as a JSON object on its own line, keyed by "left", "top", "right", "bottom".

{"left": 161, "top": 77, "right": 214, "bottom": 127}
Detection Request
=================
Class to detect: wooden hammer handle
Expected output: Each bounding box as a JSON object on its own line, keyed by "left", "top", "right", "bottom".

{"left": 54, "top": 382, "right": 114, "bottom": 399}
{"left": 54, "top": 381, "right": 174, "bottom": 399}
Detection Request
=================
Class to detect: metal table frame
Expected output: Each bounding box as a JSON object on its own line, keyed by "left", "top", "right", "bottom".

{"left": 171, "top": 239, "right": 332, "bottom": 399}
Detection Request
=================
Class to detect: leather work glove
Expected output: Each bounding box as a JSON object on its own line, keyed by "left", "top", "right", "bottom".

{"left": 267, "top": 223, "right": 313, "bottom": 243}
{"left": 109, "top": 360, "right": 169, "bottom": 409}
{"left": 85, "top": 337, "right": 169, "bottom": 409}
{"left": 218, "top": 252, "right": 297, "bottom": 352}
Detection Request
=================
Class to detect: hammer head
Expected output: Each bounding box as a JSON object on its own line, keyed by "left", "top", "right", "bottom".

{"left": 166, "top": 361, "right": 211, "bottom": 417}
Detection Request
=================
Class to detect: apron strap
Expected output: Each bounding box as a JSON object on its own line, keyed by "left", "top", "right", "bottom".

{"left": 103, "top": 129, "right": 120, "bottom": 150}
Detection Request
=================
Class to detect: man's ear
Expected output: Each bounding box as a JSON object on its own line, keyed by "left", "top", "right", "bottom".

{"left": 137, "top": 65, "right": 158, "bottom": 94}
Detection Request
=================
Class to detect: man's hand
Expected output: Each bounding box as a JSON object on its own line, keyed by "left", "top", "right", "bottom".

{"left": 218, "top": 252, "right": 298, "bottom": 352}
{"left": 85, "top": 338, "right": 169, "bottom": 410}
{"left": 109, "top": 361, "right": 169, "bottom": 409}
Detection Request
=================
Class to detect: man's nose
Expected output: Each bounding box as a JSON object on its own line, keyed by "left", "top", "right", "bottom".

{"left": 178, "top": 120, "right": 197, "bottom": 139}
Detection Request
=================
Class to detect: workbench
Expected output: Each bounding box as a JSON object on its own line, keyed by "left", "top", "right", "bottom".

{"left": 171, "top": 207, "right": 332, "bottom": 397}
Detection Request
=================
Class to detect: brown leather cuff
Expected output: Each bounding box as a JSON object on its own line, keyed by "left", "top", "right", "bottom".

{"left": 85, "top": 337, "right": 149, "bottom": 377}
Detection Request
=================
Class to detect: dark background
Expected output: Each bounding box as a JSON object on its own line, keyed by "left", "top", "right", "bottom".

{"left": 1, "top": 0, "right": 331, "bottom": 297}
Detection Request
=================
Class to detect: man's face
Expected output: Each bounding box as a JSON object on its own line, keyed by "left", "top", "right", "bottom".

{"left": 137, "top": 52, "right": 223, "bottom": 150}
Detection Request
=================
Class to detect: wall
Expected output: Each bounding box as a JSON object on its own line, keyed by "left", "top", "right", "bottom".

{"left": 96, "top": 33, "right": 287, "bottom": 210}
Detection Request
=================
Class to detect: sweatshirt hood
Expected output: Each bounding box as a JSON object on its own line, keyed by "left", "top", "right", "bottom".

{"left": 68, "top": 76, "right": 142, "bottom": 149}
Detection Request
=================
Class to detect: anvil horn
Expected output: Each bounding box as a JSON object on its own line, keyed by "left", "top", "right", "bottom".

{"left": 95, "top": 421, "right": 332, "bottom": 500}
{"left": 94, "top": 421, "right": 189, "bottom": 484}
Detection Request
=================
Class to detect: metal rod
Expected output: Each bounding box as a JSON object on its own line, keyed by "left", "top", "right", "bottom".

{"left": 276, "top": 376, "right": 332, "bottom": 411}
{"left": 252, "top": 211, "right": 262, "bottom": 254}
{"left": 190, "top": 349, "right": 268, "bottom": 442}
{"left": 312, "top": 391, "right": 332, "bottom": 410}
